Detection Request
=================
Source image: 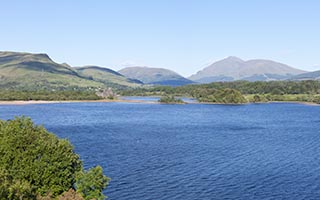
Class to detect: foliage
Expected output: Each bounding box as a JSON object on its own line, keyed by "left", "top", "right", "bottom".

{"left": 75, "top": 166, "right": 110, "bottom": 200}
{"left": 0, "top": 117, "right": 109, "bottom": 199}
{"left": 246, "top": 94, "right": 268, "bottom": 103}
{"left": 121, "top": 80, "right": 320, "bottom": 96}
{"left": 158, "top": 95, "right": 185, "bottom": 104}
{"left": 312, "top": 95, "right": 320, "bottom": 104}
{"left": 57, "top": 189, "right": 84, "bottom": 200}
{"left": 197, "top": 88, "right": 247, "bottom": 104}
{"left": 0, "top": 117, "right": 82, "bottom": 197}
{"left": 0, "top": 168, "right": 36, "bottom": 200}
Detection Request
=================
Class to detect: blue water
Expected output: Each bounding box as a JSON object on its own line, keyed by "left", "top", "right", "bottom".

{"left": 0, "top": 102, "right": 320, "bottom": 200}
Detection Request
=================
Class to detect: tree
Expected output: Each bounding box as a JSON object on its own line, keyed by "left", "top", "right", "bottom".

{"left": 75, "top": 166, "right": 110, "bottom": 200}
{"left": 0, "top": 168, "right": 35, "bottom": 200}
{"left": 0, "top": 117, "right": 109, "bottom": 199}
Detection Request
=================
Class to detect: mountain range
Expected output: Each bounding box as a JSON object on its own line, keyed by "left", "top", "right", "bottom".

{"left": 0, "top": 51, "right": 319, "bottom": 90}
{"left": 0, "top": 51, "right": 141, "bottom": 90}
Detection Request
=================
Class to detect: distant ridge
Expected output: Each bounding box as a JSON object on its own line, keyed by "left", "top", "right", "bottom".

{"left": 118, "top": 66, "right": 194, "bottom": 86}
{"left": 290, "top": 70, "right": 320, "bottom": 80}
{"left": 189, "top": 56, "right": 306, "bottom": 83}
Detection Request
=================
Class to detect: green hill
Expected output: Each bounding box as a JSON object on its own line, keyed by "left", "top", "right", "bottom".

{"left": 76, "top": 66, "right": 143, "bottom": 89}
{"left": 0, "top": 51, "right": 142, "bottom": 90}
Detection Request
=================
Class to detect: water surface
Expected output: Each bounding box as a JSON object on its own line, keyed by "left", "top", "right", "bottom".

{"left": 0, "top": 102, "right": 319, "bottom": 200}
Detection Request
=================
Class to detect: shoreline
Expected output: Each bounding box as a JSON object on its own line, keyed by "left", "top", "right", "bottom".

{"left": 0, "top": 99, "right": 157, "bottom": 105}
{"left": 0, "top": 99, "right": 319, "bottom": 106}
{"left": 197, "top": 101, "right": 319, "bottom": 106}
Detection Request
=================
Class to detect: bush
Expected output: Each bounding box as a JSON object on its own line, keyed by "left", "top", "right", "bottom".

{"left": 75, "top": 166, "right": 110, "bottom": 200}
{"left": 0, "top": 117, "right": 109, "bottom": 199}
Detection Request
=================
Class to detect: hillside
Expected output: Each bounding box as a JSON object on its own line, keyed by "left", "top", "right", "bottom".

{"left": 189, "top": 56, "right": 306, "bottom": 83}
{"left": 0, "top": 51, "right": 141, "bottom": 90}
{"left": 76, "top": 66, "right": 143, "bottom": 88}
{"left": 118, "top": 66, "right": 194, "bottom": 86}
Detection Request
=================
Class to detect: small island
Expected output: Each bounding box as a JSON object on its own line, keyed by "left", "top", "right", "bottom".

{"left": 158, "top": 95, "right": 186, "bottom": 104}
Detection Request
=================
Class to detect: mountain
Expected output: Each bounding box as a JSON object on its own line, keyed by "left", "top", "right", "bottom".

{"left": 118, "top": 66, "right": 194, "bottom": 86}
{"left": 290, "top": 70, "right": 320, "bottom": 80}
{"left": 76, "top": 66, "right": 143, "bottom": 88}
{"left": 189, "top": 56, "right": 306, "bottom": 83}
{"left": 0, "top": 51, "right": 141, "bottom": 90}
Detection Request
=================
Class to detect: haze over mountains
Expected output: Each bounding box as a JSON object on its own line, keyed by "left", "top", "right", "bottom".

{"left": 0, "top": 51, "right": 319, "bottom": 90}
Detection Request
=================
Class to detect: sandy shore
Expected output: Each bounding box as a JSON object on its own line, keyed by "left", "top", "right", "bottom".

{"left": 0, "top": 99, "right": 156, "bottom": 105}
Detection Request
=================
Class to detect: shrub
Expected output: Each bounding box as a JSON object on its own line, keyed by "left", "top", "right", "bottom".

{"left": 0, "top": 117, "right": 109, "bottom": 199}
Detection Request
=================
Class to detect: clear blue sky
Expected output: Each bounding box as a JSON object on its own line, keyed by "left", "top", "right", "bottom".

{"left": 1, "top": 0, "right": 320, "bottom": 76}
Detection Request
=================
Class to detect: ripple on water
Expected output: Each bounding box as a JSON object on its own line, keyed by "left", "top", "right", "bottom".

{"left": 0, "top": 102, "right": 320, "bottom": 200}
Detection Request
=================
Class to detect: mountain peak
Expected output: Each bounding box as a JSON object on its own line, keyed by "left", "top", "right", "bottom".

{"left": 224, "top": 56, "right": 244, "bottom": 62}
{"left": 0, "top": 51, "right": 53, "bottom": 64}
{"left": 189, "top": 57, "right": 306, "bottom": 83}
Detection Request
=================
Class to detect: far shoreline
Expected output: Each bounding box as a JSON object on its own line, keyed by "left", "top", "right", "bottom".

{"left": 0, "top": 98, "right": 319, "bottom": 106}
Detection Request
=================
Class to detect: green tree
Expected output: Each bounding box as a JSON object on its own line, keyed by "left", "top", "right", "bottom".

{"left": 0, "top": 117, "right": 82, "bottom": 197}
{"left": 0, "top": 168, "right": 36, "bottom": 200}
{"left": 75, "top": 166, "right": 110, "bottom": 200}
{"left": 0, "top": 117, "right": 109, "bottom": 199}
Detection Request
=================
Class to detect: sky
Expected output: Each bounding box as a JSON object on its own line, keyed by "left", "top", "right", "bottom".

{"left": 1, "top": 0, "right": 320, "bottom": 76}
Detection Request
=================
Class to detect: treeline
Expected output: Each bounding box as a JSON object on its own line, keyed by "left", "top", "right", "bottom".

{"left": 2, "top": 80, "right": 320, "bottom": 103}
{"left": 0, "top": 90, "right": 102, "bottom": 101}
{"left": 121, "top": 80, "right": 320, "bottom": 96}
{"left": 0, "top": 117, "right": 109, "bottom": 199}
{"left": 120, "top": 80, "right": 320, "bottom": 104}
{"left": 195, "top": 88, "right": 248, "bottom": 104}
